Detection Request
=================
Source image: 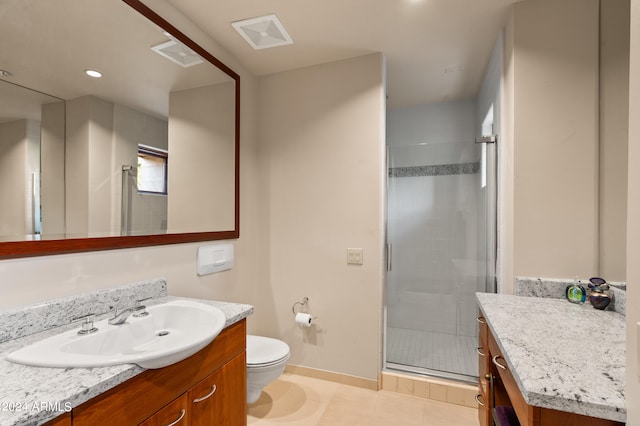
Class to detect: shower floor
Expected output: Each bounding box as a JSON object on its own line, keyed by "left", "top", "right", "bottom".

{"left": 386, "top": 327, "right": 478, "bottom": 379}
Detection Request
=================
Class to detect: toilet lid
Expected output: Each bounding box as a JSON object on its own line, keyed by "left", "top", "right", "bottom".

{"left": 247, "top": 335, "right": 290, "bottom": 366}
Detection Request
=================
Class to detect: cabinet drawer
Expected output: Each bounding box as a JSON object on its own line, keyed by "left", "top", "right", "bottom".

{"left": 73, "top": 319, "right": 246, "bottom": 425}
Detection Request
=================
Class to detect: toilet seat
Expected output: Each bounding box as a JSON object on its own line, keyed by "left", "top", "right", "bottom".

{"left": 247, "top": 335, "right": 290, "bottom": 368}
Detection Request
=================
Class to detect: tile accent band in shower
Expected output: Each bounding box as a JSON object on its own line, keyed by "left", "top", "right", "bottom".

{"left": 389, "top": 162, "right": 480, "bottom": 178}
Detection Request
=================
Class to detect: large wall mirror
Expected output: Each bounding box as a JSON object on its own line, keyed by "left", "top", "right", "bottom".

{"left": 0, "top": 0, "right": 240, "bottom": 258}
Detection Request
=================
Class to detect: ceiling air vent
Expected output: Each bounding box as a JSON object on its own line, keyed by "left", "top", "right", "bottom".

{"left": 232, "top": 14, "right": 293, "bottom": 50}
{"left": 151, "top": 34, "right": 204, "bottom": 68}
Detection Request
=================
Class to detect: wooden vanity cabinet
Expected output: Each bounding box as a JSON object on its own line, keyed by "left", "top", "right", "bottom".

{"left": 477, "top": 309, "right": 623, "bottom": 426}
{"left": 72, "top": 319, "right": 247, "bottom": 426}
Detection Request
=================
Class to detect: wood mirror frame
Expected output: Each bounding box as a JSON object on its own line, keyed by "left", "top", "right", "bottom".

{"left": 0, "top": 0, "right": 240, "bottom": 259}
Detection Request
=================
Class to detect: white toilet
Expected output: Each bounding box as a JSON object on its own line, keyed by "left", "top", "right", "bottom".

{"left": 246, "top": 335, "right": 290, "bottom": 404}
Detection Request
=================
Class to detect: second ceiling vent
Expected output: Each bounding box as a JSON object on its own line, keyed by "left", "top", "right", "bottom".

{"left": 232, "top": 14, "right": 293, "bottom": 50}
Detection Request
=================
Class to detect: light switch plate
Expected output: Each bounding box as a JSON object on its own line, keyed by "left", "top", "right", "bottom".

{"left": 197, "top": 243, "right": 234, "bottom": 276}
{"left": 347, "top": 248, "right": 363, "bottom": 265}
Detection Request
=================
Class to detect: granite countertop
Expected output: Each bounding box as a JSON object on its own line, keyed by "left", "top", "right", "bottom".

{"left": 476, "top": 292, "right": 625, "bottom": 423}
{"left": 0, "top": 296, "right": 253, "bottom": 426}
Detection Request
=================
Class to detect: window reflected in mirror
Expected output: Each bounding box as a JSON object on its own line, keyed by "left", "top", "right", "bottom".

{"left": 137, "top": 145, "right": 168, "bottom": 195}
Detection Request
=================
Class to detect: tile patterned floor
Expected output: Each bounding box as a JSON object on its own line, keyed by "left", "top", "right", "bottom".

{"left": 247, "top": 373, "right": 479, "bottom": 425}
{"left": 386, "top": 327, "right": 478, "bottom": 378}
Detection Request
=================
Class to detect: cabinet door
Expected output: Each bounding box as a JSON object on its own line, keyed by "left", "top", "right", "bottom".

{"left": 189, "top": 352, "right": 247, "bottom": 426}
{"left": 139, "top": 394, "right": 189, "bottom": 426}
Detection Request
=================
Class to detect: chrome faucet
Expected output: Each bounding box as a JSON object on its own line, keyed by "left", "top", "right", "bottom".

{"left": 108, "top": 304, "right": 145, "bottom": 325}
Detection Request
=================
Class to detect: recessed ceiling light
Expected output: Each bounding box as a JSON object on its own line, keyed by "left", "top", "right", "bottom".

{"left": 85, "top": 69, "right": 103, "bottom": 78}
{"left": 232, "top": 14, "right": 293, "bottom": 50}
{"left": 0, "top": 69, "right": 13, "bottom": 78}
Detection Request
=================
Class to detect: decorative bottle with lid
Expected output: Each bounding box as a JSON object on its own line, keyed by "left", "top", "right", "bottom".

{"left": 587, "top": 277, "right": 611, "bottom": 310}
{"left": 565, "top": 277, "right": 586, "bottom": 304}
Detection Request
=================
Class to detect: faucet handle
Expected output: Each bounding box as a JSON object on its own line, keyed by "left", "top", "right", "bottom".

{"left": 72, "top": 313, "right": 98, "bottom": 335}
{"left": 133, "top": 297, "right": 151, "bottom": 318}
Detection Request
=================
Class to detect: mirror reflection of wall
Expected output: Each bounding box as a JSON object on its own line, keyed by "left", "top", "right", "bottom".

{"left": 0, "top": 119, "right": 40, "bottom": 237}
{"left": 0, "top": 80, "right": 64, "bottom": 240}
{"left": 167, "top": 81, "right": 236, "bottom": 234}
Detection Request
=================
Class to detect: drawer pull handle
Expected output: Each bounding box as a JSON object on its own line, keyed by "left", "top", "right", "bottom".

{"left": 492, "top": 355, "right": 508, "bottom": 370}
{"left": 474, "top": 393, "right": 486, "bottom": 407}
{"left": 476, "top": 316, "right": 487, "bottom": 324}
{"left": 476, "top": 347, "right": 486, "bottom": 357}
{"left": 165, "top": 409, "right": 186, "bottom": 426}
{"left": 193, "top": 384, "right": 217, "bottom": 403}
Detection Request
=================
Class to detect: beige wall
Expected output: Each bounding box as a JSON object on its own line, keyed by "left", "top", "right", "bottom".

{"left": 510, "top": 0, "right": 600, "bottom": 281}
{"left": 502, "top": 0, "right": 630, "bottom": 287}
{"left": 599, "top": 0, "right": 630, "bottom": 281}
{"left": 501, "top": 15, "right": 516, "bottom": 294}
{"left": 626, "top": 2, "right": 640, "bottom": 424}
{"left": 255, "top": 54, "right": 386, "bottom": 381}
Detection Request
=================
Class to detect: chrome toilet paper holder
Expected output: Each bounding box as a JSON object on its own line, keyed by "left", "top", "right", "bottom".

{"left": 292, "top": 297, "right": 309, "bottom": 316}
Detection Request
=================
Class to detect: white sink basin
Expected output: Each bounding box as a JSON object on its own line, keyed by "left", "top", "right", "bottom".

{"left": 6, "top": 300, "right": 227, "bottom": 369}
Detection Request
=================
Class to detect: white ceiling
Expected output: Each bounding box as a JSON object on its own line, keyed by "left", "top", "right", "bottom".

{"left": 166, "top": 0, "right": 519, "bottom": 108}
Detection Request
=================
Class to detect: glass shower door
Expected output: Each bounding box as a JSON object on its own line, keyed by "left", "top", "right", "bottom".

{"left": 385, "top": 136, "right": 496, "bottom": 381}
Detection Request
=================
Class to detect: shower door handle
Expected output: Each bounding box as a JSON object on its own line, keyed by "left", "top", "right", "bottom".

{"left": 475, "top": 134, "right": 497, "bottom": 144}
{"left": 386, "top": 244, "right": 392, "bottom": 272}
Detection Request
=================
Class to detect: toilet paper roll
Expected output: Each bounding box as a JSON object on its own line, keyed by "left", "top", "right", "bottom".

{"left": 295, "top": 312, "right": 312, "bottom": 327}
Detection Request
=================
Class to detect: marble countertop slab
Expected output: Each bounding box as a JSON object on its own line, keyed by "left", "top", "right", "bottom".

{"left": 476, "top": 292, "right": 625, "bottom": 423}
{"left": 0, "top": 296, "right": 253, "bottom": 426}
